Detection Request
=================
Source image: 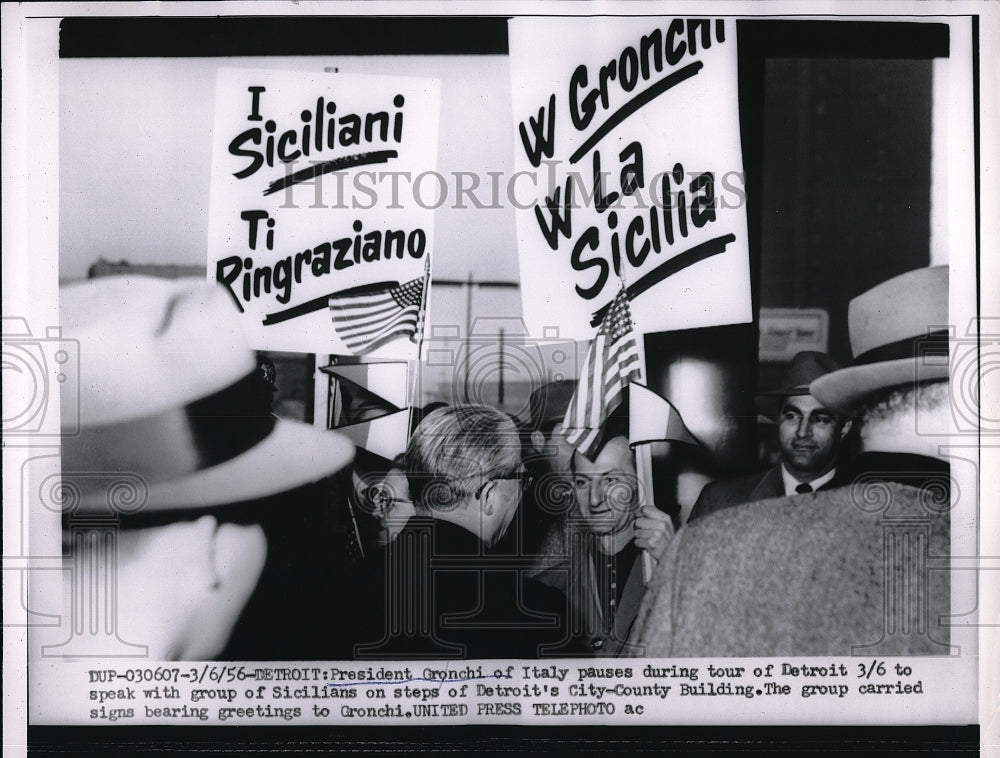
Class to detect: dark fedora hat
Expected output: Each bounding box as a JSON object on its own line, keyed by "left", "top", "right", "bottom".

{"left": 529, "top": 379, "right": 577, "bottom": 431}
{"left": 757, "top": 351, "right": 843, "bottom": 416}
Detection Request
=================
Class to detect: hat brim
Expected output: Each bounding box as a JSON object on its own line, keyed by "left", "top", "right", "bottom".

{"left": 77, "top": 419, "right": 354, "bottom": 512}
{"left": 755, "top": 385, "right": 809, "bottom": 417}
{"left": 810, "top": 358, "right": 949, "bottom": 414}
{"left": 757, "top": 385, "right": 810, "bottom": 397}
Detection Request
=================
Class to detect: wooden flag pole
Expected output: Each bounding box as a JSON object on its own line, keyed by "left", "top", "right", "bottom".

{"left": 633, "top": 331, "right": 660, "bottom": 584}
{"left": 408, "top": 256, "right": 432, "bottom": 434}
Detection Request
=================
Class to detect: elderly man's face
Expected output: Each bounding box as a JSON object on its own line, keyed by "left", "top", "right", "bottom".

{"left": 778, "top": 394, "right": 848, "bottom": 479}
{"left": 572, "top": 437, "right": 639, "bottom": 536}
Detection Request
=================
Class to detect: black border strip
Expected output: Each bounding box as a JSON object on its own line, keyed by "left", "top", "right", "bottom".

{"left": 58, "top": 17, "right": 948, "bottom": 59}
{"left": 59, "top": 16, "right": 510, "bottom": 57}
{"left": 26, "top": 724, "right": 980, "bottom": 756}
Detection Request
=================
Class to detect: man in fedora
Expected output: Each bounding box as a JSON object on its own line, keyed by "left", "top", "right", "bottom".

{"left": 631, "top": 266, "right": 952, "bottom": 656}
{"left": 525, "top": 379, "right": 578, "bottom": 480}
{"left": 512, "top": 380, "right": 578, "bottom": 561}
{"left": 688, "top": 350, "right": 852, "bottom": 521}
{"left": 59, "top": 276, "right": 353, "bottom": 661}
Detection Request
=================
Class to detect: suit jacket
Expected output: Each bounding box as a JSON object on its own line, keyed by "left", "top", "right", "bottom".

{"left": 355, "top": 517, "right": 578, "bottom": 659}
{"left": 688, "top": 465, "right": 785, "bottom": 522}
{"left": 629, "top": 453, "right": 951, "bottom": 657}
{"left": 688, "top": 464, "right": 848, "bottom": 522}
{"left": 536, "top": 530, "right": 647, "bottom": 657}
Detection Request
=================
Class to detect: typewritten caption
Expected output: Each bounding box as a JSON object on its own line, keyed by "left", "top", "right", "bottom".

{"left": 54, "top": 659, "right": 931, "bottom": 724}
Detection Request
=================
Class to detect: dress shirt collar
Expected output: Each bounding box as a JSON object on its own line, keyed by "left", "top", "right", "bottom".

{"left": 781, "top": 464, "right": 836, "bottom": 497}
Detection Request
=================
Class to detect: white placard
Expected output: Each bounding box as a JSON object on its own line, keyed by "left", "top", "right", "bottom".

{"left": 207, "top": 69, "right": 440, "bottom": 358}
{"left": 509, "top": 18, "right": 753, "bottom": 340}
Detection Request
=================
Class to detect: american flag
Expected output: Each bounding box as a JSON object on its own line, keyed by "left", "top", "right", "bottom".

{"left": 563, "top": 288, "right": 642, "bottom": 459}
{"left": 329, "top": 274, "right": 426, "bottom": 355}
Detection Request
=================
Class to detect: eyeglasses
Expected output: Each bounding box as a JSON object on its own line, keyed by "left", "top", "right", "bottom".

{"left": 474, "top": 470, "right": 534, "bottom": 499}
{"left": 364, "top": 483, "right": 412, "bottom": 515}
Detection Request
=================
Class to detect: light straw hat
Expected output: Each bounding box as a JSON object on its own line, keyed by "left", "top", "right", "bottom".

{"left": 60, "top": 276, "right": 353, "bottom": 512}
{"left": 810, "top": 266, "right": 949, "bottom": 413}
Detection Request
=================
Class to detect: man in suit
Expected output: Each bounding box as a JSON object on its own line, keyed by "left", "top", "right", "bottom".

{"left": 632, "top": 266, "right": 952, "bottom": 656}
{"left": 358, "top": 404, "right": 579, "bottom": 659}
{"left": 688, "top": 350, "right": 852, "bottom": 521}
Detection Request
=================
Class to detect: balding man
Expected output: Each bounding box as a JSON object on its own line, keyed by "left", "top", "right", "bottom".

{"left": 357, "top": 404, "right": 579, "bottom": 659}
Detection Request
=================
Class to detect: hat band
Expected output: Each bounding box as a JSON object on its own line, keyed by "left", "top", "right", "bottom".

{"left": 853, "top": 329, "right": 950, "bottom": 367}
{"left": 63, "top": 370, "right": 277, "bottom": 495}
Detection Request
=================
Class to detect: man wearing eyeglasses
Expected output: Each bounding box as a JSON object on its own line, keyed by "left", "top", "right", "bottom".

{"left": 359, "top": 404, "right": 579, "bottom": 659}
{"left": 402, "top": 404, "right": 528, "bottom": 549}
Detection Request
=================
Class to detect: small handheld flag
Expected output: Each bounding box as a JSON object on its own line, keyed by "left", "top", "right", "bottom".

{"left": 329, "top": 275, "right": 425, "bottom": 356}
{"left": 562, "top": 287, "right": 642, "bottom": 459}
{"left": 628, "top": 382, "right": 700, "bottom": 448}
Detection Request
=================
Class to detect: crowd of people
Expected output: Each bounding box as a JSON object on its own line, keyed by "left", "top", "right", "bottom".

{"left": 58, "top": 265, "right": 952, "bottom": 661}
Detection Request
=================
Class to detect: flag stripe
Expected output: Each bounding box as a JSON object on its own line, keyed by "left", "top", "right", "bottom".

{"left": 340, "top": 309, "right": 420, "bottom": 345}
{"left": 344, "top": 324, "right": 419, "bottom": 354}
{"left": 330, "top": 299, "right": 397, "bottom": 317}
{"left": 340, "top": 310, "right": 419, "bottom": 344}
{"left": 335, "top": 304, "right": 416, "bottom": 334}
{"left": 583, "top": 336, "right": 602, "bottom": 429}
{"left": 345, "top": 327, "right": 417, "bottom": 356}
{"left": 330, "top": 275, "right": 425, "bottom": 355}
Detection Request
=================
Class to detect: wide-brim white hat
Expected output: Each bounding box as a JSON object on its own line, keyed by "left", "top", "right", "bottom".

{"left": 60, "top": 276, "right": 353, "bottom": 512}
{"left": 810, "top": 266, "right": 949, "bottom": 413}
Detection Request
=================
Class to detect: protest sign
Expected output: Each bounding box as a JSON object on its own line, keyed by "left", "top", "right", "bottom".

{"left": 509, "top": 18, "right": 752, "bottom": 340}
{"left": 207, "top": 68, "right": 440, "bottom": 358}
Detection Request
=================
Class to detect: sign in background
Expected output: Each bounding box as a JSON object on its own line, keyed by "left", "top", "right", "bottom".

{"left": 758, "top": 308, "right": 829, "bottom": 362}
{"left": 508, "top": 18, "right": 752, "bottom": 340}
{"left": 207, "top": 69, "right": 441, "bottom": 358}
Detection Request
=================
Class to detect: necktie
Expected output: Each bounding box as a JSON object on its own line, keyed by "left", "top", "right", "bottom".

{"left": 795, "top": 482, "right": 813, "bottom": 494}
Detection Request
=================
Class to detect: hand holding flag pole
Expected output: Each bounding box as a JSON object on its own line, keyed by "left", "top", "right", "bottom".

{"left": 628, "top": 380, "right": 703, "bottom": 578}
{"left": 562, "top": 284, "right": 702, "bottom": 582}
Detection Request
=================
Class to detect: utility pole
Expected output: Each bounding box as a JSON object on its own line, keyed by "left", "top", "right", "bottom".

{"left": 497, "top": 328, "right": 505, "bottom": 407}
{"left": 463, "top": 271, "right": 473, "bottom": 402}
{"left": 431, "top": 272, "right": 520, "bottom": 405}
